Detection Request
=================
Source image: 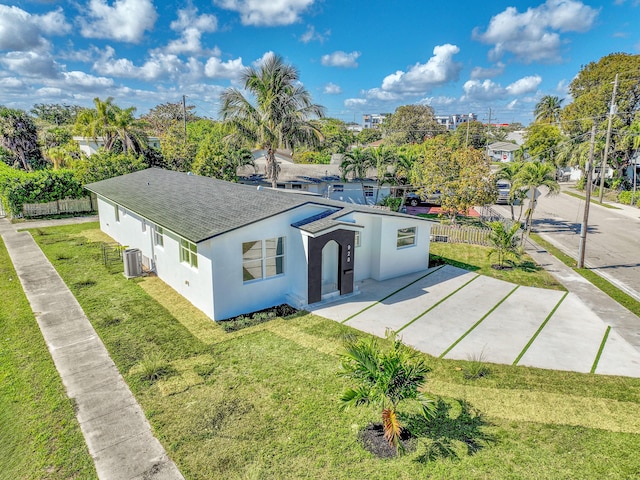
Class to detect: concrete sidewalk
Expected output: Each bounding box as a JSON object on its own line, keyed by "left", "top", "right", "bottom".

{"left": 0, "top": 218, "right": 184, "bottom": 480}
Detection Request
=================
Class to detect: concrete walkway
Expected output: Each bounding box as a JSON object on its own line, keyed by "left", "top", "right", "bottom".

{"left": 310, "top": 263, "right": 640, "bottom": 378}
{"left": 0, "top": 218, "right": 184, "bottom": 480}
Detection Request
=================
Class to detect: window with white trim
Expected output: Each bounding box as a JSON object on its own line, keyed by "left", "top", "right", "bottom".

{"left": 180, "top": 239, "right": 198, "bottom": 268}
{"left": 363, "top": 185, "right": 374, "bottom": 197}
{"left": 154, "top": 226, "right": 164, "bottom": 247}
{"left": 242, "top": 237, "right": 285, "bottom": 282}
{"left": 397, "top": 227, "right": 416, "bottom": 248}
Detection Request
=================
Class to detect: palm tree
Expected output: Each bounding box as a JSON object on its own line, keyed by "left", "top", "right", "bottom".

{"left": 340, "top": 147, "right": 372, "bottom": 203}
{"left": 487, "top": 221, "right": 521, "bottom": 268}
{"left": 220, "top": 54, "right": 325, "bottom": 188}
{"left": 512, "top": 160, "right": 560, "bottom": 241}
{"left": 339, "top": 333, "right": 434, "bottom": 454}
{"left": 369, "top": 145, "right": 394, "bottom": 204}
{"left": 496, "top": 162, "right": 526, "bottom": 221}
{"left": 74, "top": 97, "right": 147, "bottom": 154}
{"left": 534, "top": 95, "right": 564, "bottom": 124}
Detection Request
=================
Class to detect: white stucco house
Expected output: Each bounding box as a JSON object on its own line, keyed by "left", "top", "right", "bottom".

{"left": 86, "top": 168, "right": 433, "bottom": 321}
{"left": 487, "top": 141, "right": 521, "bottom": 163}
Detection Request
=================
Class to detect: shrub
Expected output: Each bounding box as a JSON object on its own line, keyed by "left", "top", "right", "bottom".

{"left": 135, "top": 352, "right": 172, "bottom": 383}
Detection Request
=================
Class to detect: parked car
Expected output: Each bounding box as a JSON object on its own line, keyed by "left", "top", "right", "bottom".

{"left": 496, "top": 180, "right": 511, "bottom": 204}
{"left": 405, "top": 190, "right": 441, "bottom": 206}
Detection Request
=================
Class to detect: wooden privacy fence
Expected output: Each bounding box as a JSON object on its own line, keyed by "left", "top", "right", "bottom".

{"left": 430, "top": 223, "right": 493, "bottom": 246}
{"left": 22, "top": 196, "right": 94, "bottom": 217}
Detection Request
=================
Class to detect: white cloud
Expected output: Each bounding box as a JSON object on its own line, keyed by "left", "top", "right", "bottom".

{"left": 0, "top": 77, "right": 25, "bottom": 89}
{"left": 507, "top": 99, "right": 518, "bottom": 110}
{"left": 300, "top": 25, "right": 329, "bottom": 43}
{"left": 0, "top": 5, "right": 70, "bottom": 52}
{"left": 505, "top": 75, "right": 542, "bottom": 95}
{"left": 421, "top": 96, "right": 457, "bottom": 107}
{"left": 463, "top": 75, "right": 542, "bottom": 101}
{"left": 80, "top": 0, "right": 158, "bottom": 43}
{"left": 323, "top": 82, "right": 342, "bottom": 94}
{"left": 204, "top": 56, "right": 246, "bottom": 80}
{"left": 215, "top": 0, "right": 315, "bottom": 26}
{"left": 379, "top": 44, "right": 462, "bottom": 95}
{"left": 344, "top": 98, "right": 367, "bottom": 108}
{"left": 166, "top": 7, "right": 218, "bottom": 55}
{"left": 61, "top": 71, "right": 114, "bottom": 89}
{"left": 1, "top": 51, "right": 60, "bottom": 78}
{"left": 473, "top": 0, "right": 599, "bottom": 63}
{"left": 321, "top": 51, "right": 361, "bottom": 68}
{"left": 470, "top": 63, "right": 505, "bottom": 79}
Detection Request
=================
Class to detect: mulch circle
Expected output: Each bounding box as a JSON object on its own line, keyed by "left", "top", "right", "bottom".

{"left": 358, "top": 423, "right": 415, "bottom": 459}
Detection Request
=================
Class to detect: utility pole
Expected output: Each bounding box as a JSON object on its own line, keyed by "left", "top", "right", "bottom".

{"left": 578, "top": 125, "right": 597, "bottom": 268}
{"left": 182, "top": 95, "right": 187, "bottom": 143}
{"left": 598, "top": 73, "right": 618, "bottom": 203}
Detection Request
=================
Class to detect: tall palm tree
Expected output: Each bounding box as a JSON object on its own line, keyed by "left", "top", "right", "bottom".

{"left": 496, "top": 162, "right": 526, "bottom": 220}
{"left": 512, "top": 160, "right": 560, "bottom": 241}
{"left": 340, "top": 147, "right": 372, "bottom": 203}
{"left": 74, "top": 97, "right": 147, "bottom": 154}
{"left": 339, "top": 333, "right": 434, "bottom": 454}
{"left": 534, "top": 95, "right": 564, "bottom": 124}
{"left": 220, "top": 54, "right": 325, "bottom": 188}
{"left": 369, "top": 145, "right": 394, "bottom": 203}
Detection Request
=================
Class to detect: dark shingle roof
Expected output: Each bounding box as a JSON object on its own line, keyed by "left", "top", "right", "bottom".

{"left": 86, "top": 168, "right": 429, "bottom": 243}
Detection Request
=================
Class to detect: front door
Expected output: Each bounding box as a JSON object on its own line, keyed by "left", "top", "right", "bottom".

{"left": 307, "top": 229, "right": 355, "bottom": 304}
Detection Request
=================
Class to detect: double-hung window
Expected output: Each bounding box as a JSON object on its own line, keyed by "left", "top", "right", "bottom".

{"left": 243, "top": 237, "right": 285, "bottom": 282}
{"left": 153, "top": 226, "right": 164, "bottom": 247}
{"left": 180, "top": 239, "right": 198, "bottom": 268}
{"left": 397, "top": 227, "right": 416, "bottom": 248}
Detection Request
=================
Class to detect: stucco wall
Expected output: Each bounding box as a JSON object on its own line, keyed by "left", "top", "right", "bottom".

{"left": 96, "top": 196, "right": 215, "bottom": 318}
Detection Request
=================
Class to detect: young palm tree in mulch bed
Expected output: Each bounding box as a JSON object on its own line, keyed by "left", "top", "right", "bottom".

{"left": 486, "top": 221, "right": 522, "bottom": 270}
{"left": 338, "top": 332, "right": 435, "bottom": 457}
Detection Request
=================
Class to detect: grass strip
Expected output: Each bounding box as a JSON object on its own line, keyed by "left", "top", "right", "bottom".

{"left": 562, "top": 190, "right": 620, "bottom": 209}
{"left": 341, "top": 265, "right": 444, "bottom": 323}
{"left": 0, "top": 238, "right": 96, "bottom": 479}
{"left": 396, "top": 274, "right": 480, "bottom": 333}
{"left": 591, "top": 326, "right": 611, "bottom": 374}
{"left": 513, "top": 292, "right": 569, "bottom": 366}
{"left": 439, "top": 285, "right": 519, "bottom": 359}
{"left": 530, "top": 233, "right": 640, "bottom": 317}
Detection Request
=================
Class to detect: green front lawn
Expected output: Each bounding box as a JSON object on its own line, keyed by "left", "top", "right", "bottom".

{"left": 429, "top": 242, "right": 565, "bottom": 291}
{"left": 0, "top": 238, "right": 96, "bottom": 479}
{"left": 30, "top": 223, "right": 640, "bottom": 479}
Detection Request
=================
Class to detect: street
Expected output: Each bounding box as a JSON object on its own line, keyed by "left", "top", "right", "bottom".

{"left": 493, "top": 185, "right": 640, "bottom": 302}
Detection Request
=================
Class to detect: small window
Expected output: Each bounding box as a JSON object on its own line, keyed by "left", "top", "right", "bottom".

{"left": 114, "top": 205, "right": 120, "bottom": 222}
{"left": 291, "top": 184, "right": 302, "bottom": 190}
{"left": 180, "top": 239, "right": 198, "bottom": 268}
{"left": 154, "top": 226, "right": 164, "bottom": 247}
{"left": 265, "top": 237, "right": 285, "bottom": 278}
{"left": 363, "top": 185, "right": 374, "bottom": 197}
{"left": 354, "top": 231, "right": 361, "bottom": 247}
{"left": 242, "top": 240, "right": 263, "bottom": 281}
{"left": 397, "top": 227, "right": 416, "bottom": 248}
{"left": 333, "top": 184, "right": 344, "bottom": 192}
{"left": 277, "top": 183, "right": 286, "bottom": 189}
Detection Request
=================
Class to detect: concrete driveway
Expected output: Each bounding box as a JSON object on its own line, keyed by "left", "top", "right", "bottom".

{"left": 309, "top": 265, "right": 640, "bottom": 378}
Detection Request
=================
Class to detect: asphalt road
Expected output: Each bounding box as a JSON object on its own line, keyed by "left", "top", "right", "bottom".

{"left": 493, "top": 185, "right": 640, "bottom": 302}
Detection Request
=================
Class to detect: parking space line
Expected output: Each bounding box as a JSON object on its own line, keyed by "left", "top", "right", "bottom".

{"left": 340, "top": 265, "right": 445, "bottom": 324}
{"left": 396, "top": 274, "right": 481, "bottom": 334}
{"left": 513, "top": 292, "right": 568, "bottom": 366}
{"left": 439, "top": 285, "right": 520, "bottom": 359}
{"left": 591, "top": 326, "right": 611, "bottom": 374}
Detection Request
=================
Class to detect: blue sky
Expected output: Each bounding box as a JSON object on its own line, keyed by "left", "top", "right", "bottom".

{"left": 1, "top": 0, "right": 638, "bottom": 126}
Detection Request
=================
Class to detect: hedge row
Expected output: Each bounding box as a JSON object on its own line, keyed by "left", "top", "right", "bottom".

{"left": 0, "top": 163, "right": 85, "bottom": 216}
{"left": 617, "top": 190, "right": 640, "bottom": 207}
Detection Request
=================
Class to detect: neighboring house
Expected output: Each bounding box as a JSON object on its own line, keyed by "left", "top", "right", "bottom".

{"left": 86, "top": 168, "right": 433, "bottom": 321}
{"left": 73, "top": 136, "right": 160, "bottom": 156}
{"left": 362, "top": 113, "right": 387, "bottom": 129}
{"left": 239, "top": 152, "right": 393, "bottom": 205}
{"left": 487, "top": 141, "right": 520, "bottom": 163}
